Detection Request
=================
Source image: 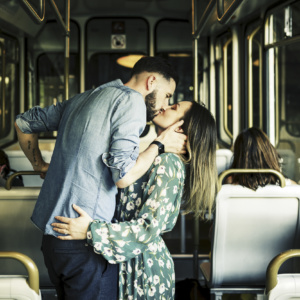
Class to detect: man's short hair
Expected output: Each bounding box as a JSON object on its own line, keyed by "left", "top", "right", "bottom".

{"left": 131, "top": 56, "right": 179, "bottom": 85}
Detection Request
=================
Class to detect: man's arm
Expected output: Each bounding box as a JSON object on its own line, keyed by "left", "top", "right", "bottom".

{"left": 116, "top": 120, "right": 186, "bottom": 188}
{"left": 15, "top": 122, "right": 49, "bottom": 174}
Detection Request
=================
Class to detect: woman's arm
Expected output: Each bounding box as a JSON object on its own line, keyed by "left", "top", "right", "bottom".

{"left": 52, "top": 154, "right": 185, "bottom": 263}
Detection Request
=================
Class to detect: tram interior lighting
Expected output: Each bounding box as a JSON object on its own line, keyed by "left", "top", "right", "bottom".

{"left": 253, "top": 59, "right": 259, "bottom": 67}
{"left": 0, "top": 76, "right": 9, "bottom": 84}
{"left": 116, "top": 54, "right": 145, "bottom": 68}
{"left": 168, "top": 53, "right": 191, "bottom": 57}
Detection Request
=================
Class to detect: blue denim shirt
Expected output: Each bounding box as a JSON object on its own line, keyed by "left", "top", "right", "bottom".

{"left": 16, "top": 80, "right": 146, "bottom": 236}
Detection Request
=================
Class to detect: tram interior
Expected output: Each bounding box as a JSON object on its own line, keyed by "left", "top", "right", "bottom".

{"left": 0, "top": 0, "right": 300, "bottom": 299}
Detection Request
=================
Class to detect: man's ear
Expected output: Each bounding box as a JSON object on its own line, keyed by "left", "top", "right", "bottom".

{"left": 146, "top": 75, "right": 157, "bottom": 92}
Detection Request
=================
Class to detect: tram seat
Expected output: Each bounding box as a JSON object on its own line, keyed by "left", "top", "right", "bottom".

{"left": 0, "top": 187, "right": 53, "bottom": 289}
{"left": 200, "top": 183, "right": 300, "bottom": 299}
{"left": 216, "top": 149, "right": 233, "bottom": 174}
{"left": 0, "top": 252, "right": 41, "bottom": 300}
{"left": 5, "top": 150, "right": 52, "bottom": 187}
{"left": 265, "top": 249, "right": 300, "bottom": 300}
{"left": 277, "top": 149, "right": 296, "bottom": 180}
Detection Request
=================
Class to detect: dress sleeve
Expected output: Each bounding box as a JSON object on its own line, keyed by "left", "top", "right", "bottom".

{"left": 87, "top": 154, "right": 185, "bottom": 263}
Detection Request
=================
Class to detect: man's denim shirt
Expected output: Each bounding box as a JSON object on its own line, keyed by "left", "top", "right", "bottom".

{"left": 16, "top": 80, "right": 146, "bottom": 236}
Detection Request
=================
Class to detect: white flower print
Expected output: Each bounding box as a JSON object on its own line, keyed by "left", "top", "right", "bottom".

{"left": 126, "top": 201, "right": 135, "bottom": 211}
{"left": 137, "top": 218, "right": 144, "bottom": 225}
{"left": 111, "top": 223, "right": 121, "bottom": 231}
{"left": 135, "top": 197, "right": 141, "bottom": 206}
{"left": 128, "top": 184, "right": 134, "bottom": 192}
{"left": 169, "top": 167, "right": 173, "bottom": 177}
{"left": 147, "top": 258, "right": 153, "bottom": 268}
{"left": 138, "top": 269, "right": 143, "bottom": 277}
{"left": 160, "top": 206, "right": 166, "bottom": 215}
{"left": 116, "top": 247, "right": 124, "bottom": 253}
{"left": 115, "top": 240, "right": 126, "bottom": 247}
{"left": 131, "top": 225, "right": 141, "bottom": 233}
{"left": 158, "top": 259, "right": 164, "bottom": 267}
{"left": 167, "top": 280, "right": 170, "bottom": 288}
{"left": 137, "top": 286, "right": 144, "bottom": 296}
{"left": 95, "top": 227, "right": 108, "bottom": 236}
{"left": 132, "top": 248, "right": 142, "bottom": 255}
{"left": 104, "top": 247, "right": 113, "bottom": 256}
{"left": 161, "top": 189, "right": 167, "bottom": 196}
{"left": 166, "top": 260, "right": 171, "bottom": 269}
{"left": 122, "top": 229, "right": 130, "bottom": 237}
{"left": 128, "top": 296, "right": 133, "bottom": 300}
{"left": 148, "top": 286, "right": 156, "bottom": 297}
{"left": 152, "top": 219, "right": 159, "bottom": 227}
{"left": 142, "top": 213, "right": 148, "bottom": 219}
{"left": 173, "top": 185, "right": 178, "bottom": 194}
{"left": 108, "top": 260, "right": 116, "bottom": 264}
{"left": 148, "top": 242, "right": 158, "bottom": 253}
{"left": 172, "top": 273, "right": 175, "bottom": 281}
{"left": 156, "top": 229, "right": 161, "bottom": 235}
{"left": 138, "top": 234, "right": 146, "bottom": 241}
{"left": 177, "top": 171, "right": 182, "bottom": 179}
{"left": 94, "top": 242, "right": 102, "bottom": 251}
{"left": 128, "top": 264, "right": 132, "bottom": 274}
{"left": 131, "top": 193, "right": 138, "bottom": 199}
{"left": 153, "top": 275, "right": 160, "bottom": 285}
{"left": 166, "top": 203, "right": 173, "bottom": 211}
{"left": 157, "top": 177, "right": 162, "bottom": 187}
{"left": 148, "top": 185, "right": 155, "bottom": 195}
{"left": 159, "top": 283, "right": 166, "bottom": 294}
{"left": 154, "top": 156, "right": 162, "bottom": 165}
{"left": 115, "top": 254, "right": 126, "bottom": 261}
{"left": 87, "top": 231, "right": 92, "bottom": 239}
{"left": 157, "top": 166, "right": 166, "bottom": 174}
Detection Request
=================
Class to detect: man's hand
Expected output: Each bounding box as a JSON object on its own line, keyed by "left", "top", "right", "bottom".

{"left": 34, "top": 161, "right": 50, "bottom": 179}
{"left": 155, "top": 120, "right": 187, "bottom": 154}
{"left": 52, "top": 204, "right": 93, "bottom": 240}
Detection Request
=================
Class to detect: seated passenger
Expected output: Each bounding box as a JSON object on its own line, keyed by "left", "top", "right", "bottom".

{"left": 51, "top": 101, "right": 218, "bottom": 300}
{"left": 224, "top": 127, "right": 297, "bottom": 189}
{"left": 0, "top": 149, "right": 24, "bottom": 188}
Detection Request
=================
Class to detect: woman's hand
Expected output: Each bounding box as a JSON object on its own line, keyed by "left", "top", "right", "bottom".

{"left": 51, "top": 204, "right": 93, "bottom": 240}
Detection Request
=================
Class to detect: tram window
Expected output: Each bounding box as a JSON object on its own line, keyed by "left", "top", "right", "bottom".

{"left": 34, "top": 21, "right": 80, "bottom": 106}
{"left": 246, "top": 22, "right": 263, "bottom": 129}
{"left": 215, "top": 34, "right": 232, "bottom": 145}
{"left": 265, "top": 2, "right": 300, "bottom": 183}
{"left": 0, "top": 34, "right": 19, "bottom": 145}
{"left": 86, "top": 18, "right": 148, "bottom": 89}
{"left": 155, "top": 20, "right": 196, "bottom": 104}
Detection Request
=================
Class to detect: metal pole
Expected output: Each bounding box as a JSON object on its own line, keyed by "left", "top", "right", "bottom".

{"left": 64, "top": 0, "right": 70, "bottom": 100}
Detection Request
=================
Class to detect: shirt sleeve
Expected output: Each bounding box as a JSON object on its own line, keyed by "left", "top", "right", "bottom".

{"left": 87, "top": 154, "right": 185, "bottom": 263}
{"left": 15, "top": 101, "right": 67, "bottom": 134}
{"left": 102, "top": 91, "right": 146, "bottom": 183}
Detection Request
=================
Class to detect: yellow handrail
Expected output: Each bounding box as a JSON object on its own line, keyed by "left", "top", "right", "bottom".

{"left": 266, "top": 249, "right": 300, "bottom": 294}
{"left": 0, "top": 252, "right": 40, "bottom": 295}
{"left": 5, "top": 171, "right": 41, "bottom": 190}
{"left": 218, "top": 168, "right": 286, "bottom": 190}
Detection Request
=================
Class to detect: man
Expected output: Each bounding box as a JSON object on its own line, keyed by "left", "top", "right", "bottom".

{"left": 15, "top": 56, "right": 186, "bottom": 299}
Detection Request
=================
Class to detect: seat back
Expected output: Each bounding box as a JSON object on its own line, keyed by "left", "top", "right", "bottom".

{"left": 0, "top": 187, "right": 52, "bottom": 288}
{"left": 216, "top": 149, "right": 233, "bottom": 175}
{"left": 5, "top": 150, "right": 52, "bottom": 187}
{"left": 210, "top": 184, "right": 300, "bottom": 287}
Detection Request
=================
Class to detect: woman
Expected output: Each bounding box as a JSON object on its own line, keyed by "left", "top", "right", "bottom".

{"left": 52, "top": 101, "right": 218, "bottom": 299}
{"left": 225, "top": 127, "right": 297, "bottom": 189}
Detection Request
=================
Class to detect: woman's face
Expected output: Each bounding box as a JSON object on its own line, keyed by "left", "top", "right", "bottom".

{"left": 152, "top": 101, "right": 193, "bottom": 129}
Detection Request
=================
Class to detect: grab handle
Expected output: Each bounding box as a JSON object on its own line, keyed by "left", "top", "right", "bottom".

{"left": 5, "top": 171, "right": 41, "bottom": 190}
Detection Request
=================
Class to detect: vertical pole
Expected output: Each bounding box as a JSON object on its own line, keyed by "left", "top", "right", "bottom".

{"left": 192, "top": 0, "right": 199, "bottom": 293}
{"left": 64, "top": 0, "right": 70, "bottom": 100}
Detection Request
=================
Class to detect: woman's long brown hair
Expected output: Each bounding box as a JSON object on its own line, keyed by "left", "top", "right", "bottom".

{"left": 181, "top": 102, "right": 218, "bottom": 219}
{"left": 230, "top": 127, "right": 281, "bottom": 190}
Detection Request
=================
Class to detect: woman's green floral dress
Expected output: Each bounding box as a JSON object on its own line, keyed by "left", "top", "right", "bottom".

{"left": 87, "top": 153, "right": 186, "bottom": 299}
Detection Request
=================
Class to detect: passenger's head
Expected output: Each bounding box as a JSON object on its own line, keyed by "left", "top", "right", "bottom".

{"left": 230, "top": 127, "right": 281, "bottom": 190}
{"left": 130, "top": 56, "right": 178, "bottom": 121}
{"left": 0, "top": 149, "right": 10, "bottom": 178}
{"left": 153, "top": 101, "right": 218, "bottom": 219}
